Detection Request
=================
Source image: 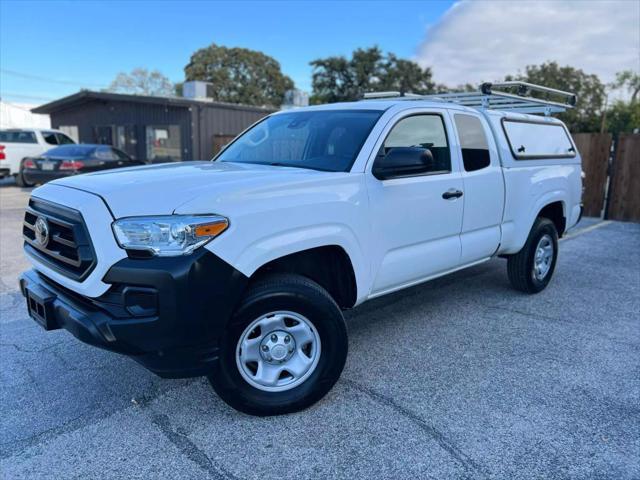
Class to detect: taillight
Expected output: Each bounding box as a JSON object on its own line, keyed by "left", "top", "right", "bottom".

{"left": 0, "top": 145, "right": 5, "bottom": 160}
{"left": 23, "top": 159, "right": 36, "bottom": 169}
{"left": 59, "top": 160, "right": 84, "bottom": 171}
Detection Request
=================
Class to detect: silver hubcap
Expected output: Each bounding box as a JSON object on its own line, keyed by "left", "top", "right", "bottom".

{"left": 534, "top": 234, "right": 554, "bottom": 281}
{"left": 236, "top": 311, "right": 321, "bottom": 392}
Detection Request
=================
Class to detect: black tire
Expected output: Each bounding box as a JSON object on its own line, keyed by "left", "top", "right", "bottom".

{"left": 507, "top": 217, "right": 559, "bottom": 293}
{"left": 208, "top": 273, "right": 348, "bottom": 416}
{"left": 15, "top": 162, "right": 34, "bottom": 188}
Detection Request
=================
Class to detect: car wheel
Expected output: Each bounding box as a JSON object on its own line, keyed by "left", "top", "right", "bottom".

{"left": 15, "top": 162, "right": 34, "bottom": 188}
{"left": 507, "top": 217, "right": 559, "bottom": 293}
{"left": 209, "top": 273, "right": 348, "bottom": 416}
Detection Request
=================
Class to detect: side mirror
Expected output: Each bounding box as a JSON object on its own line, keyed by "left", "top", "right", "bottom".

{"left": 373, "top": 147, "right": 435, "bottom": 180}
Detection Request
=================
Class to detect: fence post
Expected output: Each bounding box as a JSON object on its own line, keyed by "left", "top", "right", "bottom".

{"left": 572, "top": 132, "right": 613, "bottom": 219}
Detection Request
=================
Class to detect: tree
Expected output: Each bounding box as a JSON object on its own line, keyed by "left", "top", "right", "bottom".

{"left": 612, "top": 70, "right": 640, "bottom": 103}
{"left": 439, "top": 83, "right": 476, "bottom": 93}
{"left": 107, "top": 68, "right": 174, "bottom": 97}
{"left": 184, "top": 43, "right": 294, "bottom": 107}
{"left": 310, "top": 47, "right": 435, "bottom": 104}
{"left": 505, "top": 62, "right": 606, "bottom": 132}
{"left": 606, "top": 100, "right": 640, "bottom": 135}
{"left": 605, "top": 70, "right": 640, "bottom": 135}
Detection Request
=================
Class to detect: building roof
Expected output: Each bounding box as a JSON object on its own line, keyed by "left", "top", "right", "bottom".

{"left": 31, "top": 90, "right": 277, "bottom": 115}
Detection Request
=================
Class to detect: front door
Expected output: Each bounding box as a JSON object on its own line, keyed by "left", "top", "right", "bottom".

{"left": 366, "top": 111, "right": 464, "bottom": 296}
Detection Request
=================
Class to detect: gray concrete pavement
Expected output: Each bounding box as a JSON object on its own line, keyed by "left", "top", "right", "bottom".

{"left": 1, "top": 180, "right": 638, "bottom": 479}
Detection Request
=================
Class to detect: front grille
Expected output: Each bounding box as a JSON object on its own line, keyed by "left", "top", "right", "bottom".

{"left": 23, "top": 198, "right": 96, "bottom": 281}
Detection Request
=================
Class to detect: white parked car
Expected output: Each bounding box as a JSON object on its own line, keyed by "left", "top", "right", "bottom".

{"left": 19, "top": 82, "right": 582, "bottom": 415}
{"left": 0, "top": 128, "right": 76, "bottom": 186}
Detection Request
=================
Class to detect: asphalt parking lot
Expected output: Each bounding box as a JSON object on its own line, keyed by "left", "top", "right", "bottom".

{"left": 0, "top": 178, "right": 638, "bottom": 480}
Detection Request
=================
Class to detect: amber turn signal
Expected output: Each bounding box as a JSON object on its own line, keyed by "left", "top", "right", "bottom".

{"left": 194, "top": 221, "right": 228, "bottom": 238}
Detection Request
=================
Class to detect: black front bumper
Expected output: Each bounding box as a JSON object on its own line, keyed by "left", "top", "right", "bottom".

{"left": 20, "top": 249, "right": 248, "bottom": 378}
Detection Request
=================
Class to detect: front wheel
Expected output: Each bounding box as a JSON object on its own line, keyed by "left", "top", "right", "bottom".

{"left": 209, "top": 274, "right": 348, "bottom": 416}
{"left": 507, "top": 217, "right": 559, "bottom": 293}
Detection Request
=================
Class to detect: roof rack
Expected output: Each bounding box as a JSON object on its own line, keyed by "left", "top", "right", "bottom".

{"left": 362, "top": 82, "right": 577, "bottom": 116}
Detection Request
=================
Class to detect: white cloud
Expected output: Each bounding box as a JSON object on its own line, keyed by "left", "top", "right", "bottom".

{"left": 416, "top": 0, "right": 640, "bottom": 90}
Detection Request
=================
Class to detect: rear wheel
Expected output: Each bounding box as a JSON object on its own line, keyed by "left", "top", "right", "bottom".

{"left": 507, "top": 217, "right": 558, "bottom": 293}
{"left": 15, "top": 161, "right": 34, "bottom": 188}
{"left": 208, "top": 273, "right": 348, "bottom": 416}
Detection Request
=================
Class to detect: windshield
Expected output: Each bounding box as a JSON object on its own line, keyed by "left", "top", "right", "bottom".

{"left": 216, "top": 109, "right": 383, "bottom": 172}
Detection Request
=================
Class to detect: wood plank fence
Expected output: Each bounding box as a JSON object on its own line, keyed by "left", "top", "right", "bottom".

{"left": 572, "top": 133, "right": 611, "bottom": 218}
{"left": 607, "top": 134, "right": 640, "bottom": 222}
{"left": 572, "top": 133, "right": 640, "bottom": 223}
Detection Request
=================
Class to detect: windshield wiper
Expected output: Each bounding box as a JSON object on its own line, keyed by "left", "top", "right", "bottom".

{"left": 268, "top": 162, "right": 337, "bottom": 172}
{"left": 268, "top": 162, "right": 294, "bottom": 168}
{"left": 223, "top": 160, "right": 332, "bottom": 172}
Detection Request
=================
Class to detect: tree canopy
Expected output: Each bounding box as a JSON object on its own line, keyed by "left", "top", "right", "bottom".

{"left": 605, "top": 70, "right": 640, "bottom": 135}
{"left": 612, "top": 70, "right": 640, "bottom": 103}
{"left": 310, "top": 47, "right": 435, "bottom": 104}
{"left": 184, "top": 43, "right": 294, "bottom": 107}
{"left": 606, "top": 100, "right": 640, "bottom": 135}
{"left": 505, "top": 62, "right": 606, "bottom": 132}
{"left": 107, "top": 68, "right": 174, "bottom": 97}
{"left": 120, "top": 43, "right": 637, "bottom": 135}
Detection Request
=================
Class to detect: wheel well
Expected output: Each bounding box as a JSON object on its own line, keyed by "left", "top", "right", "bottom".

{"left": 538, "top": 202, "right": 566, "bottom": 237}
{"left": 251, "top": 246, "right": 357, "bottom": 309}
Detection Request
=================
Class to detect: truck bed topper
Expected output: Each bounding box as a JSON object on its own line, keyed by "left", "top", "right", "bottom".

{"left": 362, "top": 81, "right": 577, "bottom": 116}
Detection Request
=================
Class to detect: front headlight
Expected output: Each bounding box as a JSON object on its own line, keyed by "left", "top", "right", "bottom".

{"left": 112, "top": 215, "right": 229, "bottom": 257}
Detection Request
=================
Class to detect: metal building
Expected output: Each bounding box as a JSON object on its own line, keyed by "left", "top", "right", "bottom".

{"left": 32, "top": 91, "right": 275, "bottom": 162}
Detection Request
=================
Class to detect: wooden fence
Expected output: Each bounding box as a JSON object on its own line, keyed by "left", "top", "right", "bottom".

{"left": 572, "top": 132, "right": 640, "bottom": 223}
{"left": 572, "top": 133, "right": 611, "bottom": 217}
{"left": 607, "top": 134, "right": 640, "bottom": 222}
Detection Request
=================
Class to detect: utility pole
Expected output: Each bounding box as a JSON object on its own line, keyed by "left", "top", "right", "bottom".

{"left": 600, "top": 93, "right": 608, "bottom": 134}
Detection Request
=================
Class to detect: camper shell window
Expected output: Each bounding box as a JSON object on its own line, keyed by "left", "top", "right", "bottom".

{"left": 501, "top": 119, "right": 576, "bottom": 160}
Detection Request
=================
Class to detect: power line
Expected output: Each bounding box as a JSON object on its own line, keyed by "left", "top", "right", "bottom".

{"left": 0, "top": 69, "right": 107, "bottom": 89}
{"left": 0, "top": 101, "right": 39, "bottom": 112}
{"left": 0, "top": 92, "right": 56, "bottom": 102}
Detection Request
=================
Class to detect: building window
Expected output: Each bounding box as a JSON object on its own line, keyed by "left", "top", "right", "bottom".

{"left": 213, "top": 134, "right": 236, "bottom": 156}
{"left": 58, "top": 126, "right": 79, "bottom": 143}
{"left": 146, "top": 125, "right": 182, "bottom": 162}
{"left": 93, "top": 126, "right": 114, "bottom": 145}
{"left": 116, "top": 125, "right": 138, "bottom": 159}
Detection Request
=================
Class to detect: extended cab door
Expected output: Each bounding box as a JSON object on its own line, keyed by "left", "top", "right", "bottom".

{"left": 450, "top": 112, "right": 505, "bottom": 264}
{"left": 366, "top": 110, "right": 464, "bottom": 296}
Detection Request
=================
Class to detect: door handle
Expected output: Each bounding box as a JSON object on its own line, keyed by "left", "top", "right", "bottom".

{"left": 442, "top": 189, "right": 463, "bottom": 200}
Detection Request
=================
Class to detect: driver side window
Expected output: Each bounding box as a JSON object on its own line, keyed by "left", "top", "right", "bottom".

{"left": 381, "top": 114, "right": 451, "bottom": 174}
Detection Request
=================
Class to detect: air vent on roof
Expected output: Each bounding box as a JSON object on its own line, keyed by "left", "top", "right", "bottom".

{"left": 182, "top": 81, "right": 214, "bottom": 101}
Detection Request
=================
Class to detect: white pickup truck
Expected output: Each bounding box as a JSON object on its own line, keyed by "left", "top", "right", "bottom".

{"left": 0, "top": 128, "right": 76, "bottom": 186}
{"left": 19, "top": 82, "right": 582, "bottom": 416}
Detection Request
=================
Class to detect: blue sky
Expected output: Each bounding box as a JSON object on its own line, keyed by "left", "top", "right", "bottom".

{"left": 1, "top": 1, "right": 638, "bottom": 105}
{"left": 0, "top": 0, "right": 453, "bottom": 103}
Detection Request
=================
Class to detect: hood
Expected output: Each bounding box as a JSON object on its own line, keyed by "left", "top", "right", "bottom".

{"left": 50, "top": 161, "right": 338, "bottom": 218}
